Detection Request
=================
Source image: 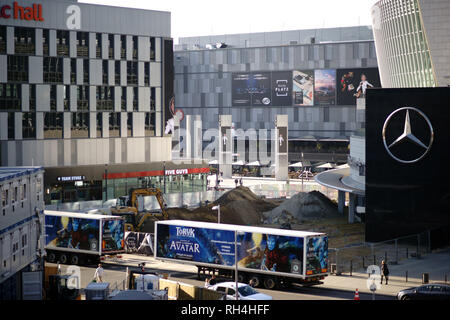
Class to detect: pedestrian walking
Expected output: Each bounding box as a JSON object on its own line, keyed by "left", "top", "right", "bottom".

{"left": 94, "top": 263, "right": 104, "bottom": 283}
{"left": 235, "top": 178, "right": 238, "bottom": 188}
{"left": 380, "top": 260, "right": 389, "bottom": 285}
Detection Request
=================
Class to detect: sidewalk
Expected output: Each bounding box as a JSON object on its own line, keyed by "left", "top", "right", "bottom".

{"left": 320, "top": 248, "right": 450, "bottom": 297}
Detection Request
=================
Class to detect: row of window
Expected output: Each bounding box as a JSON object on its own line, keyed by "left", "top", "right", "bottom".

{"left": 6, "top": 55, "right": 152, "bottom": 86}
{"left": 0, "top": 26, "right": 157, "bottom": 61}
{"left": 0, "top": 83, "right": 156, "bottom": 112}
{"left": 5, "top": 112, "right": 156, "bottom": 140}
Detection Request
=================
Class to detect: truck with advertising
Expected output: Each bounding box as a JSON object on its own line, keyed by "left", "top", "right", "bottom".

{"left": 154, "top": 220, "right": 328, "bottom": 290}
{"left": 44, "top": 210, "right": 125, "bottom": 265}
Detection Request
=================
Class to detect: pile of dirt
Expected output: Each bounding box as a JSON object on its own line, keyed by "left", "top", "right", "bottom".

{"left": 167, "top": 187, "right": 278, "bottom": 226}
{"left": 263, "top": 190, "right": 339, "bottom": 225}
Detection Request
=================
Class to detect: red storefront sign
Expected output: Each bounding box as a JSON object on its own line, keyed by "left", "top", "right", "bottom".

{"left": 103, "top": 167, "right": 210, "bottom": 180}
{"left": 0, "top": 2, "right": 44, "bottom": 21}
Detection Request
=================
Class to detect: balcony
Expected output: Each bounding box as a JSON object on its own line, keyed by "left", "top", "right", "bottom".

{"left": 77, "top": 45, "right": 89, "bottom": 57}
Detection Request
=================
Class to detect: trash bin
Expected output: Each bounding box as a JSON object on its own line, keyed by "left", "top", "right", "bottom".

{"left": 422, "top": 273, "right": 429, "bottom": 284}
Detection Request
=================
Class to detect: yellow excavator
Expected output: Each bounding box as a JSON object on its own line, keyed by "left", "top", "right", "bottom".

{"left": 110, "top": 188, "right": 169, "bottom": 232}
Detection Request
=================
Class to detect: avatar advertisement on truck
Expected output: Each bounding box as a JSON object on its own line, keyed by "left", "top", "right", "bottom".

{"left": 45, "top": 213, "right": 125, "bottom": 254}
{"left": 155, "top": 221, "right": 328, "bottom": 278}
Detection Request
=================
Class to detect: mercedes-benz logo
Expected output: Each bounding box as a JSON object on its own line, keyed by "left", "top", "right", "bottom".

{"left": 382, "top": 107, "right": 434, "bottom": 164}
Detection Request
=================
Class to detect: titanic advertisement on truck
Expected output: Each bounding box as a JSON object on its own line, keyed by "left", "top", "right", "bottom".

{"left": 155, "top": 223, "right": 328, "bottom": 277}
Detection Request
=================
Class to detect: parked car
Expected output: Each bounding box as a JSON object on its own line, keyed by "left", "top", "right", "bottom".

{"left": 208, "top": 282, "right": 273, "bottom": 300}
{"left": 397, "top": 283, "right": 450, "bottom": 300}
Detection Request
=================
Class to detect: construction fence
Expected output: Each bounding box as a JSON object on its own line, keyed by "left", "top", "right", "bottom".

{"left": 329, "top": 230, "right": 431, "bottom": 275}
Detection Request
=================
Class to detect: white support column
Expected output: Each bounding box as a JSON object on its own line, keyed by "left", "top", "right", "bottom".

{"left": 219, "top": 115, "right": 232, "bottom": 179}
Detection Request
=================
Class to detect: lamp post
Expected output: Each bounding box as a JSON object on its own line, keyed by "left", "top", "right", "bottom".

{"left": 212, "top": 205, "right": 220, "bottom": 223}
{"left": 104, "top": 164, "right": 108, "bottom": 201}
{"left": 163, "top": 161, "right": 166, "bottom": 194}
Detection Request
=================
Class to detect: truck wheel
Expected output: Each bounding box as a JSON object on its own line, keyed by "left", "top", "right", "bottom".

{"left": 70, "top": 254, "right": 80, "bottom": 265}
{"left": 238, "top": 273, "right": 247, "bottom": 283}
{"left": 249, "top": 275, "right": 261, "bottom": 288}
{"left": 263, "top": 277, "right": 277, "bottom": 290}
{"left": 47, "top": 251, "right": 57, "bottom": 263}
{"left": 59, "top": 253, "right": 68, "bottom": 264}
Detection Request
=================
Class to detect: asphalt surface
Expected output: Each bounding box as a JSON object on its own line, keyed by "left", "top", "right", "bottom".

{"left": 54, "top": 262, "right": 394, "bottom": 300}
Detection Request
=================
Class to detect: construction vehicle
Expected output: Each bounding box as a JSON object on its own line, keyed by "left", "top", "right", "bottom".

{"left": 110, "top": 188, "right": 169, "bottom": 232}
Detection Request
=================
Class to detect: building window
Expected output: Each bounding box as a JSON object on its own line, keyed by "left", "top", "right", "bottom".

{"left": 50, "top": 85, "right": 57, "bottom": 111}
{"left": 76, "top": 32, "right": 89, "bottom": 57}
{"left": 108, "top": 34, "right": 114, "bottom": 59}
{"left": 132, "top": 87, "right": 138, "bottom": 111}
{"left": 83, "top": 59, "right": 89, "bottom": 84}
{"left": 144, "top": 62, "right": 150, "bottom": 86}
{"left": 43, "top": 57, "right": 63, "bottom": 83}
{"left": 0, "top": 84, "right": 21, "bottom": 111}
{"left": 71, "top": 112, "right": 89, "bottom": 138}
{"left": 127, "top": 61, "right": 138, "bottom": 85}
{"left": 42, "top": 29, "right": 49, "bottom": 56}
{"left": 0, "top": 26, "right": 6, "bottom": 54}
{"left": 127, "top": 112, "right": 132, "bottom": 136}
{"left": 120, "top": 35, "right": 126, "bottom": 59}
{"left": 22, "top": 112, "right": 36, "bottom": 139}
{"left": 96, "top": 33, "right": 102, "bottom": 59}
{"left": 115, "top": 61, "right": 120, "bottom": 85}
{"left": 14, "top": 27, "right": 35, "bottom": 55}
{"left": 121, "top": 87, "right": 126, "bottom": 111}
{"left": 132, "top": 36, "right": 138, "bottom": 60}
{"left": 96, "top": 112, "right": 103, "bottom": 138}
{"left": 96, "top": 86, "right": 113, "bottom": 111}
{"left": 29, "top": 84, "right": 36, "bottom": 111}
{"left": 77, "top": 86, "right": 89, "bottom": 111}
{"left": 7, "top": 55, "right": 28, "bottom": 82}
{"left": 7, "top": 112, "right": 15, "bottom": 139}
{"left": 44, "top": 112, "right": 63, "bottom": 139}
{"left": 145, "top": 112, "right": 155, "bottom": 136}
{"left": 70, "top": 59, "right": 76, "bottom": 84}
{"left": 150, "top": 87, "right": 156, "bottom": 111}
{"left": 150, "top": 37, "right": 155, "bottom": 61}
{"left": 56, "top": 30, "right": 69, "bottom": 56}
{"left": 63, "top": 85, "right": 70, "bottom": 111}
{"left": 102, "top": 60, "right": 108, "bottom": 84}
{"left": 109, "top": 112, "right": 120, "bottom": 137}
{"left": 21, "top": 184, "right": 26, "bottom": 201}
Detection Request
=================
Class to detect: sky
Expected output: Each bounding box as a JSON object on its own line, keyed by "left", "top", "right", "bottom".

{"left": 80, "top": 0, "right": 379, "bottom": 44}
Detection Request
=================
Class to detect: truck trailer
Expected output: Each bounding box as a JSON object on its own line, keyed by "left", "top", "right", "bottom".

{"left": 44, "top": 210, "right": 125, "bottom": 265}
{"left": 154, "top": 220, "right": 329, "bottom": 289}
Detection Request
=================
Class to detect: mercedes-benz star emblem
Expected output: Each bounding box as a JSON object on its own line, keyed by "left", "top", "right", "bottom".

{"left": 382, "top": 107, "right": 434, "bottom": 164}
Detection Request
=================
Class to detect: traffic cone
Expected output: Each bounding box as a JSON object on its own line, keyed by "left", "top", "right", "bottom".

{"left": 354, "top": 288, "right": 360, "bottom": 300}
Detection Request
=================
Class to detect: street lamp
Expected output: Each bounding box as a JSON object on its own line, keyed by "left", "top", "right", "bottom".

{"left": 234, "top": 230, "right": 244, "bottom": 300}
{"left": 212, "top": 204, "right": 220, "bottom": 223}
{"left": 163, "top": 161, "right": 166, "bottom": 194}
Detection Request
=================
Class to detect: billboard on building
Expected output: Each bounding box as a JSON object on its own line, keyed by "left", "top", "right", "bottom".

{"left": 232, "top": 72, "right": 292, "bottom": 107}
{"left": 292, "top": 70, "right": 314, "bottom": 106}
{"left": 156, "top": 223, "right": 305, "bottom": 274}
{"left": 314, "top": 69, "right": 336, "bottom": 105}
{"left": 337, "top": 68, "right": 380, "bottom": 105}
{"left": 271, "top": 71, "right": 293, "bottom": 106}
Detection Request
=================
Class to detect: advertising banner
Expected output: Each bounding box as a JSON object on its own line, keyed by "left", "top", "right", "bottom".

{"left": 292, "top": 70, "right": 314, "bottom": 106}
{"left": 124, "top": 232, "right": 154, "bottom": 255}
{"left": 305, "top": 236, "right": 328, "bottom": 275}
{"left": 45, "top": 215, "right": 100, "bottom": 252}
{"left": 271, "top": 71, "right": 293, "bottom": 106}
{"left": 337, "top": 68, "right": 380, "bottom": 105}
{"left": 231, "top": 73, "right": 252, "bottom": 106}
{"left": 250, "top": 72, "right": 272, "bottom": 106}
{"left": 156, "top": 224, "right": 305, "bottom": 274}
{"left": 102, "top": 219, "right": 125, "bottom": 252}
{"left": 314, "top": 69, "right": 336, "bottom": 105}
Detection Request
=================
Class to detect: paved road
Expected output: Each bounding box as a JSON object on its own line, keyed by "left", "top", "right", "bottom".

{"left": 53, "top": 262, "right": 393, "bottom": 300}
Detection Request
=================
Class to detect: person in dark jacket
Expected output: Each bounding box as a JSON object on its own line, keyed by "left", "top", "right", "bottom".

{"left": 381, "top": 260, "right": 389, "bottom": 285}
